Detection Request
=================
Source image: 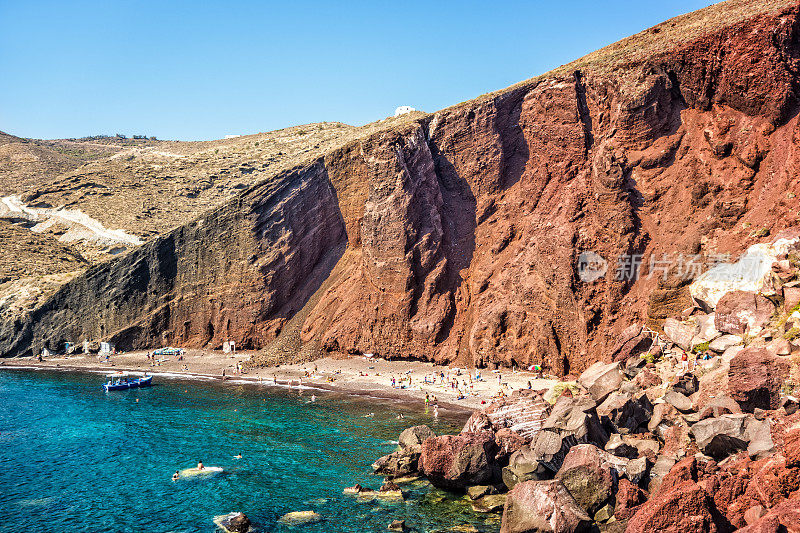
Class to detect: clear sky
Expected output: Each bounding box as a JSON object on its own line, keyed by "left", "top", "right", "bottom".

{"left": 1, "top": 0, "right": 716, "bottom": 141}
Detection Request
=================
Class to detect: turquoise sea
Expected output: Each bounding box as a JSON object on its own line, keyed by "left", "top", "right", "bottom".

{"left": 0, "top": 369, "right": 499, "bottom": 532}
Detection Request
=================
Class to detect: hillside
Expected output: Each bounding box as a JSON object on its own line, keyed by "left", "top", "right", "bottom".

{"left": 1, "top": 0, "right": 799, "bottom": 377}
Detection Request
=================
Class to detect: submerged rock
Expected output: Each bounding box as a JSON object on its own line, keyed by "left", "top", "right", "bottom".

{"left": 278, "top": 511, "right": 323, "bottom": 526}
{"left": 213, "top": 512, "right": 251, "bottom": 533}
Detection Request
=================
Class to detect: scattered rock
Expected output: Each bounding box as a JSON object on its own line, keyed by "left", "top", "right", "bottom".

{"left": 673, "top": 373, "right": 700, "bottom": 396}
{"left": 784, "top": 286, "right": 800, "bottom": 312}
{"left": 605, "top": 433, "right": 638, "bottom": 459}
{"left": 665, "top": 390, "right": 695, "bottom": 412}
{"left": 745, "top": 418, "right": 775, "bottom": 459}
{"left": 737, "top": 495, "right": 800, "bottom": 532}
{"left": 692, "top": 313, "right": 721, "bottom": 346}
{"left": 698, "top": 395, "right": 742, "bottom": 420}
{"left": 555, "top": 444, "right": 618, "bottom": 514}
{"left": 399, "top": 425, "right": 435, "bottom": 454}
{"left": 578, "top": 362, "right": 624, "bottom": 402}
{"left": 743, "top": 504, "right": 766, "bottom": 525}
{"left": 500, "top": 479, "right": 592, "bottom": 533}
{"left": 596, "top": 391, "right": 652, "bottom": 432}
{"left": 709, "top": 334, "right": 743, "bottom": 353}
{"left": 388, "top": 519, "right": 406, "bottom": 531}
{"left": 691, "top": 415, "right": 750, "bottom": 458}
{"left": 648, "top": 402, "right": 679, "bottom": 432}
{"left": 614, "top": 478, "right": 647, "bottom": 520}
{"left": 472, "top": 494, "right": 507, "bottom": 513}
{"left": 466, "top": 484, "right": 496, "bottom": 500}
{"left": 663, "top": 318, "right": 698, "bottom": 351}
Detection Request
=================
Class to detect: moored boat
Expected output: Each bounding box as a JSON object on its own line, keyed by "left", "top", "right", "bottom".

{"left": 102, "top": 372, "right": 153, "bottom": 391}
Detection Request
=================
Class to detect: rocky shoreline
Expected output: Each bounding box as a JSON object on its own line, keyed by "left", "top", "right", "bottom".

{"left": 371, "top": 237, "right": 800, "bottom": 533}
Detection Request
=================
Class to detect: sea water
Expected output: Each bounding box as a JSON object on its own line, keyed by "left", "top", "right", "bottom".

{"left": 0, "top": 369, "right": 500, "bottom": 532}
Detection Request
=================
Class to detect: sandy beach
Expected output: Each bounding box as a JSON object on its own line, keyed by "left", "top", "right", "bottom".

{"left": 0, "top": 349, "right": 558, "bottom": 413}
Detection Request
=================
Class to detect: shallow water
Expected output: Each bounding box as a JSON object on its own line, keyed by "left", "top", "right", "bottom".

{"left": 0, "top": 369, "right": 500, "bottom": 532}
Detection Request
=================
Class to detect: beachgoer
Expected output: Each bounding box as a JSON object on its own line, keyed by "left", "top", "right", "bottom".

{"left": 527, "top": 380, "right": 532, "bottom": 389}
{"left": 197, "top": 461, "right": 204, "bottom": 470}
{"left": 311, "top": 394, "right": 316, "bottom": 402}
{"left": 172, "top": 471, "right": 180, "bottom": 481}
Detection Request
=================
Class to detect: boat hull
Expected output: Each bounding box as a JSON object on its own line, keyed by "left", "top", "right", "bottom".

{"left": 102, "top": 375, "right": 153, "bottom": 391}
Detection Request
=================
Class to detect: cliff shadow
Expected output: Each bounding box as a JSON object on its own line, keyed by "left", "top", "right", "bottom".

{"left": 494, "top": 87, "right": 531, "bottom": 191}
{"left": 249, "top": 164, "right": 348, "bottom": 356}
{"left": 426, "top": 138, "right": 477, "bottom": 344}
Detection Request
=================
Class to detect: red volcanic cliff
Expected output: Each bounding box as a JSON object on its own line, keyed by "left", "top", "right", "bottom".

{"left": 3, "top": 0, "right": 800, "bottom": 374}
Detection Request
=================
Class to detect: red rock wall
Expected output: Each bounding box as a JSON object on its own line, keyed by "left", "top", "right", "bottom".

{"left": 4, "top": 6, "right": 800, "bottom": 375}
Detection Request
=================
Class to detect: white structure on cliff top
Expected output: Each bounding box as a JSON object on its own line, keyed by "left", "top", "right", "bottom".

{"left": 394, "top": 106, "right": 416, "bottom": 117}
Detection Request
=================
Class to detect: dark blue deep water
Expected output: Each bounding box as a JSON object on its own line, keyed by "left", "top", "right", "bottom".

{"left": 0, "top": 369, "right": 500, "bottom": 532}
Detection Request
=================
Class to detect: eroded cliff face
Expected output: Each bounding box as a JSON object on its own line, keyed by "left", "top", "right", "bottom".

{"left": 4, "top": 3, "right": 800, "bottom": 375}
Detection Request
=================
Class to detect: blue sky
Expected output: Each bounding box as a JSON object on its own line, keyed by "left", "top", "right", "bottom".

{"left": 0, "top": 1, "right": 716, "bottom": 141}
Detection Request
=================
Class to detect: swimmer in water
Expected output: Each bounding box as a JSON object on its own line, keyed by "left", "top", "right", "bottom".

{"left": 364, "top": 413, "right": 375, "bottom": 418}
{"left": 197, "top": 461, "right": 204, "bottom": 470}
{"left": 234, "top": 453, "right": 242, "bottom": 459}
{"left": 311, "top": 394, "right": 316, "bottom": 402}
{"left": 172, "top": 471, "right": 180, "bottom": 481}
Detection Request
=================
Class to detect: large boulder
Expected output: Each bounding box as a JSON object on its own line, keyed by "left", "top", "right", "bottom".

{"left": 372, "top": 450, "right": 417, "bottom": 477}
{"left": 744, "top": 418, "right": 775, "bottom": 459}
{"left": 728, "top": 348, "right": 790, "bottom": 411}
{"left": 698, "top": 395, "right": 742, "bottom": 420}
{"left": 500, "top": 479, "right": 591, "bottom": 533}
{"left": 690, "top": 415, "right": 750, "bottom": 458}
{"left": 419, "top": 431, "right": 498, "bottom": 490}
{"left": 715, "top": 291, "right": 775, "bottom": 336}
{"left": 554, "top": 444, "right": 622, "bottom": 514}
{"left": 663, "top": 318, "right": 698, "bottom": 351}
{"left": 399, "top": 425, "right": 435, "bottom": 455}
{"left": 503, "top": 445, "right": 548, "bottom": 489}
{"left": 577, "top": 362, "right": 624, "bottom": 403}
{"left": 626, "top": 481, "right": 730, "bottom": 533}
